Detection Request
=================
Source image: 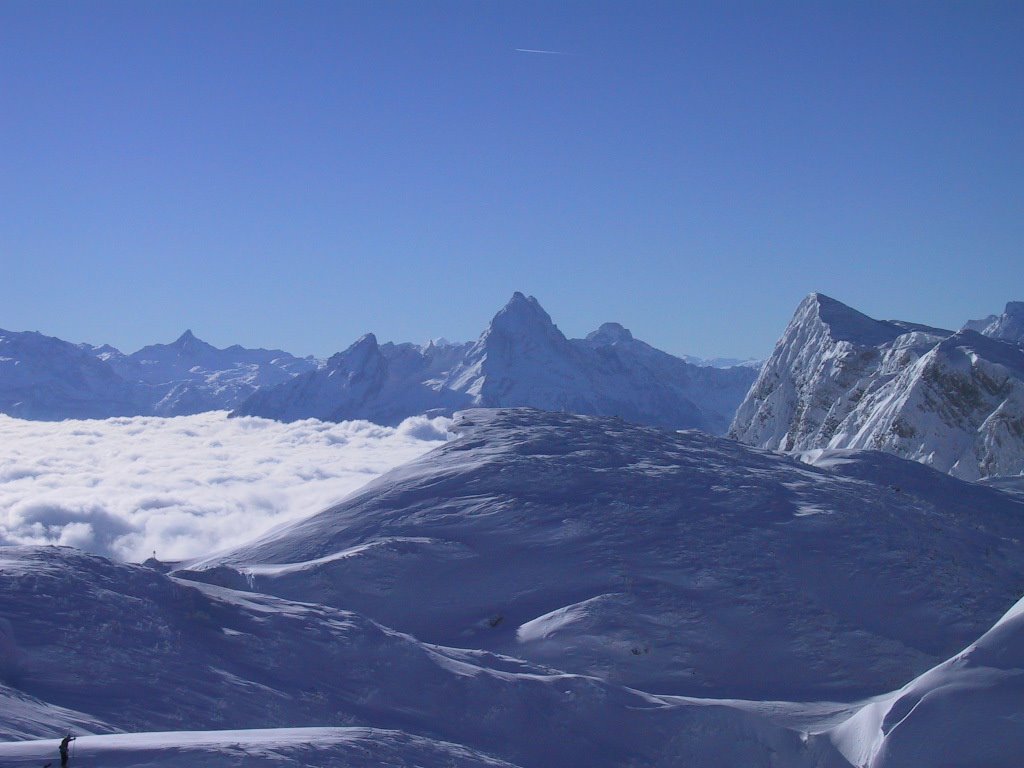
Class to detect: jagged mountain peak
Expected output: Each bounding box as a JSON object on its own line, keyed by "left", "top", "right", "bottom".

{"left": 486, "top": 292, "right": 560, "bottom": 338}
{"left": 325, "top": 333, "right": 381, "bottom": 368}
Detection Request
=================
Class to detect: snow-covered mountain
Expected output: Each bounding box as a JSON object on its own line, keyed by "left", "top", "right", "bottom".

{"left": 234, "top": 293, "right": 757, "bottom": 433}
{"left": 730, "top": 293, "right": 1024, "bottom": 479}
{"left": 106, "top": 330, "right": 318, "bottom": 416}
{"left": 3, "top": 408, "right": 1023, "bottom": 766}
{"left": 0, "top": 329, "right": 317, "bottom": 420}
{"left": 192, "top": 408, "right": 1024, "bottom": 700}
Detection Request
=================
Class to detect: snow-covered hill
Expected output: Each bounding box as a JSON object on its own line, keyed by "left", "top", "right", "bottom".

{"left": 192, "top": 408, "right": 1024, "bottom": 700}
{"left": 234, "top": 293, "right": 756, "bottom": 433}
{"left": 3, "top": 409, "right": 1023, "bottom": 766}
{"left": 730, "top": 293, "right": 1024, "bottom": 479}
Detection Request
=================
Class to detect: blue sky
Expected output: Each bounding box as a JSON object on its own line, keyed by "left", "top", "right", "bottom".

{"left": 1, "top": 1, "right": 1021, "bottom": 359}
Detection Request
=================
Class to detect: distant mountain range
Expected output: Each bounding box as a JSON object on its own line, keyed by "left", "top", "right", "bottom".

{"left": 0, "top": 327, "right": 317, "bottom": 419}
{"left": 0, "top": 293, "right": 758, "bottom": 433}
{"left": 731, "top": 294, "right": 1024, "bottom": 480}
{"left": 4, "top": 292, "right": 1022, "bottom": 479}
{"left": 233, "top": 292, "right": 757, "bottom": 433}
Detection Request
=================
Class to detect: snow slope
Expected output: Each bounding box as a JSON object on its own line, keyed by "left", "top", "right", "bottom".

{"left": 234, "top": 293, "right": 756, "bottom": 433}
{"left": 3, "top": 408, "right": 1023, "bottom": 766}
{"left": 731, "top": 293, "right": 1024, "bottom": 479}
{"left": 192, "top": 408, "right": 1024, "bottom": 700}
{"left": 0, "top": 546, "right": 847, "bottom": 768}
{"left": 828, "top": 594, "right": 1024, "bottom": 767}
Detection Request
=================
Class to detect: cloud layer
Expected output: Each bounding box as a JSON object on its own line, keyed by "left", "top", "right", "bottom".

{"left": 0, "top": 413, "right": 451, "bottom": 562}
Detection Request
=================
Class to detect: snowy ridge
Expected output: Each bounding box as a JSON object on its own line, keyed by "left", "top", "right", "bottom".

{"left": 731, "top": 293, "right": 1024, "bottom": 479}
{"left": 234, "top": 293, "right": 757, "bottom": 433}
{"left": 0, "top": 329, "right": 145, "bottom": 420}
{"left": 193, "top": 409, "right": 1024, "bottom": 700}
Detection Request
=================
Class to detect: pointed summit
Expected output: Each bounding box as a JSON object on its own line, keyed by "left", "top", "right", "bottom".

{"left": 495, "top": 292, "right": 551, "bottom": 320}
{"left": 487, "top": 293, "right": 558, "bottom": 339}
{"left": 174, "top": 329, "right": 198, "bottom": 346}
{"left": 326, "top": 333, "right": 381, "bottom": 370}
{"left": 793, "top": 292, "right": 903, "bottom": 346}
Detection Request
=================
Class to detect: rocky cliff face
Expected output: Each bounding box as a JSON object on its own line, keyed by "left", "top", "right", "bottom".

{"left": 731, "top": 293, "right": 1024, "bottom": 480}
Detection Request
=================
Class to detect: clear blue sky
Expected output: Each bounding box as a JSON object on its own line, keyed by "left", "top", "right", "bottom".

{"left": 1, "top": 1, "right": 1021, "bottom": 359}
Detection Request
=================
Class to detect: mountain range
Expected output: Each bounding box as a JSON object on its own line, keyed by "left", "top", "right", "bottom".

{"left": 0, "top": 328, "right": 316, "bottom": 419}
{"left": 731, "top": 293, "right": 1024, "bottom": 480}
{"left": 233, "top": 292, "right": 757, "bottom": 433}
{"left": 0, "top": 294, "right": 757, "bottom": 433}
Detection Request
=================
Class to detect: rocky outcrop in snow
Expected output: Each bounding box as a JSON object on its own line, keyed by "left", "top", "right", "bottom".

{"left": 234, "top": 293, "right": 756, "bottom": 433}
{"left": 731, "top": 293, "right": 1024, "bottom": 479}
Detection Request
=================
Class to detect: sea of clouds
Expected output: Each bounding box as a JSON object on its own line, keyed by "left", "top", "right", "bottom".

{"left": 0, "top": 412, "right": 452, "bottom": 563}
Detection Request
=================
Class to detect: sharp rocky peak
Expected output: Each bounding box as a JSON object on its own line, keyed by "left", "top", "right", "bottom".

{"left": 486, "top": 292, "right": 559, "bottom": 337}
{"left": 326, "top": 333, "right": 381, "bottom": 369}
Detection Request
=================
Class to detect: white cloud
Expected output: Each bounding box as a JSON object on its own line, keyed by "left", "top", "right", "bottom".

{"left": 0, "top": 412, "right": 451, "bottom": 563}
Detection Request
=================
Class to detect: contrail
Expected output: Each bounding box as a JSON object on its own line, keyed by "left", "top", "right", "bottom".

{"left": 514, "top": 48, "right": 571, "bottom": 56}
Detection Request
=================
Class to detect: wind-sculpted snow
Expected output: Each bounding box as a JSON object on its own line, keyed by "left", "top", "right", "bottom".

{"left": 731, "top": 293, "right": 1024, "bottom": 479}
{"left": 233, "top": 292, "right": 756, "bottom": 434}
{"left": 0, "top": 412, "right": 449, "bottom": 561}
{"left": 827, "top": 594, "right": 1024, "bottom": 767}
{"left": 194, "top": 408, "right": 1024, "bottom": 701}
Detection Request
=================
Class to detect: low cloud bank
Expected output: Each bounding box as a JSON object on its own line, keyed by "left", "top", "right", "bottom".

{"left": 0, "top": 413, "right": 451, "bottom": 562}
